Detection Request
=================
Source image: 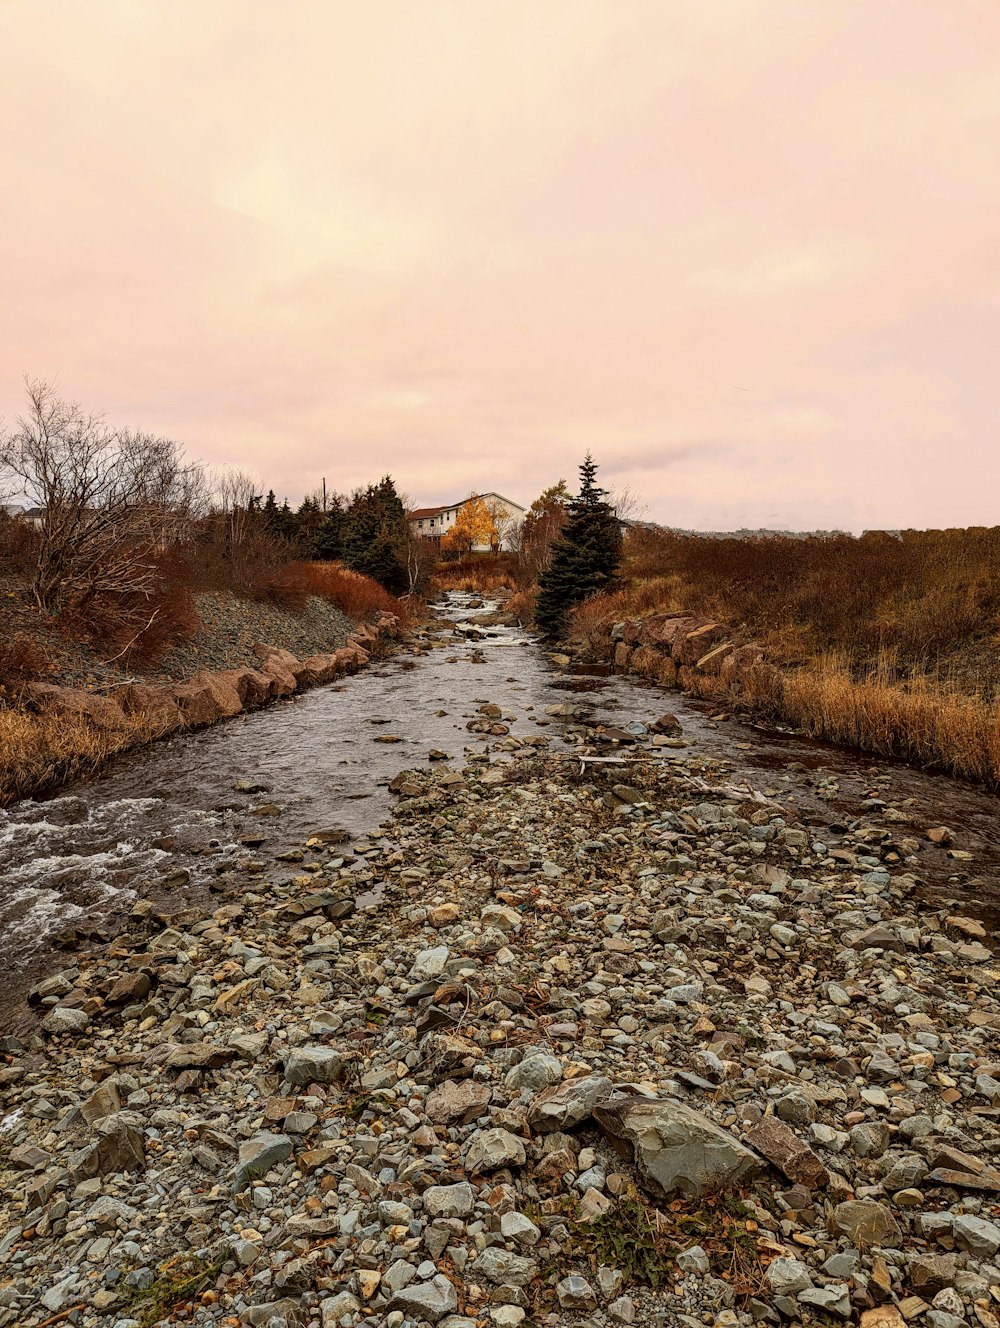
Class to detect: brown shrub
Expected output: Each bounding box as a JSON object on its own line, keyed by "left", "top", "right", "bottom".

{"left": 0, "top": 512, "right": 40, "bottom": 575}
{"left": 0, "top": 635, "right": 53, "bottom": 701}
{"left": 62, "top": 548, "right": 200, "bottom": 670}
{"left": 252, "top": 560, "right": 415, "bottom": 626}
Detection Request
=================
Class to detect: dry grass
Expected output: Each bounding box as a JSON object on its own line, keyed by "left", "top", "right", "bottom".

{"left": 0, "top": 706, "right": 182, "bottom": 806}
{"left": 620, "top": 526, "right": 1000, "bottom": 671}
{"left": 778, "top": 657, "right": 1000, "bottom": 784}
{"left": 431, "top": 553, "right": 519, "bottom": 594}
{"left": 570, "top": 526, "right": 1000, "bottom": 786}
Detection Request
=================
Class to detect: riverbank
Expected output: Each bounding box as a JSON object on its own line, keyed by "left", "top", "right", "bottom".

{"left": 561, "top": 527, "right": 1000, "bottom": 790}
{"left": 3, "top": 731, "right": 999, "bottom": 1328}
{"left": 570, "top": 608, "right": 1000, "bottom": 791}
{"left": 0, "top": 591, "right": 405, "bottom": 806}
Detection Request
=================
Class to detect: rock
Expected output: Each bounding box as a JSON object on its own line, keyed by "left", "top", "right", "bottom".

{"left": 387, "top": 1275, "right": 459, "bottom": 1322}
{"left": 799, "top": 1284, "right": 851, "bottom": 1318}
{"left": 745, "top": 1117, "right": 829, "bottom": 1188}
{"left": 831, "top": 1200, "right": 901, "bottom": 1245}
{"left": 426, "top": 1078, "right": 492, "bottom": 1125}
{"left": 505, "top": 1053, "right": 562, "bottom": 1093}
{"left": 526, "top": 1075, "right": 613, "bottom": 1132}
{"left": 41, "top": 1006, "right": 89, "bottom": 1035}
{"left": 474, "top": 1248, "right": 537, "bottom": 1286}
{"left": 953, "top": 1213, "right": 1000, "bottom": 1256}
{"left": 466, "top": 1127, "right": 526, "bottom": 1172}
{"left": 67, "top": 1116, "right": 145, "bottom": 1182}
{"left": 907, "top": 1254, "right": 957, "bottom": 1294}
{"left": 410, "top": 945, "right": 450, "bottom": 981}
{"left": 556, "top": 1275, "right": 597, "bottom": 1310}
{"left": 282, "top": 1046, "right": 344, "bottom": 1085}
{"left": 593, "top": 1096, "right": 764, "bottom": 1199}
{"left": 423, "top": 1182, "right": 475, "bottom": 1217}
{"left": 766, "top": 1257, "right": 813, "bottom": 1295}
{"left": 677, "top": 1245, "right": 711, "bottom": 1274}
{"left": 233, "top": 1133, "right": 293, "bottom": 1192}
{"left": 500, "top": 1211, "right": 541, "bottom": 1245}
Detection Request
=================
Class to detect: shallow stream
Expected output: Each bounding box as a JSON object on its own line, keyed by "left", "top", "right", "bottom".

{"left": 2, "top": 592, "right": 997, "bottom": 1032}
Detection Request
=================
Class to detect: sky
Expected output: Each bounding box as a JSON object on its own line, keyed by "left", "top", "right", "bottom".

{"left": 2, "top": 0, "right": 999, "bottom": 532}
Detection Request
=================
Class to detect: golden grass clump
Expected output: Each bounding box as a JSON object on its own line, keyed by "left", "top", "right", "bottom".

{"left": 0, "top": 706, "right": 178, "bottom": 806}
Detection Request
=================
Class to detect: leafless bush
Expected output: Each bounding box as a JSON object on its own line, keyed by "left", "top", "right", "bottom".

{"left": 0, "top": 378, "right": 204, "bottom": 612}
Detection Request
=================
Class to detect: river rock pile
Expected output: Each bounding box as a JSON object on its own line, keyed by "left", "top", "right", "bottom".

{"left": 2, "top": 729, "right": 999, "bottom": 1328}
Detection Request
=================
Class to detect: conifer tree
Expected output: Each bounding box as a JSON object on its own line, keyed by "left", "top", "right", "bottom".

{"left": 313, "top": 494, "right": 345, "bottom": 561}
{"left": 534, "top": 455, "right": 622, "bottom": 638}
{"left": 342, "top": 475, "right": 408, "bottom": 593}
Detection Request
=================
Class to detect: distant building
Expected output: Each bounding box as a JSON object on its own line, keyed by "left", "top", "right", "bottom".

{"left": 410, "top": 492, "right": 525, "bottom": 552}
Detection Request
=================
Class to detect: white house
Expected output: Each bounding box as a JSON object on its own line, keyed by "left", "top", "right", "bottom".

{"left": 409, "top": 492, "right": 525, "bottom": 552}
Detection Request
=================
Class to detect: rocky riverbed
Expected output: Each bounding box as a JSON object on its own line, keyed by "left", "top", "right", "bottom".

{"left": 3, "top": 673, "right": 1000, "bottom": 1328}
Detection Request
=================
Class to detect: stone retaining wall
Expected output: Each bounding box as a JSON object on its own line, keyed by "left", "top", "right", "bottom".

{"left": 603, "top": 610, "right": 781, "bottom": 699}
{"left": 25, "top": 614, "right": 400, "bottom": 736}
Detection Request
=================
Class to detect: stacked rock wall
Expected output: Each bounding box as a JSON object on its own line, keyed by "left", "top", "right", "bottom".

{"left": 25, "top": 614, "right": 400, "bottom": 738}
{"left": 605, "top": 613, "right": 780, "bottom": 701}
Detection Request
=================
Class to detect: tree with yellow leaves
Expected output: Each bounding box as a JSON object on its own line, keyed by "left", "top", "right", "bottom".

{"left": 441, "top": 495, "right": 498, "bottom": 557}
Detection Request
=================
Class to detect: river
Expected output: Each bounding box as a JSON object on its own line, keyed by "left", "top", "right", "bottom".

{"left": 1, "top": 592, "right": 997, "bottom": 1034}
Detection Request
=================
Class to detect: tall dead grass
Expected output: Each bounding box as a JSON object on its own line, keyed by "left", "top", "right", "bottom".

{"left": 0, "top": 707, "right": 179, "bottom": 806}
{"left": 571, "top": 526, "right": 1000, "bottom": 786}
{"left": 774, "top": 658, "right": 1000, "bottom": 785}
{"left": 431, "top": 553, "right": 519, "bottom": 594}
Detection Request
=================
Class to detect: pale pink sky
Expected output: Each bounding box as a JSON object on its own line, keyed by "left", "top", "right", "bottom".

{"left": 2, "top": 0, "right": 999, "bottom": 530}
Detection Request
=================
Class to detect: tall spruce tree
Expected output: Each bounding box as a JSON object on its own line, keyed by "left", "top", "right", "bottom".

{"left": 534, "top": 454, "right": 622, "bottom": 638}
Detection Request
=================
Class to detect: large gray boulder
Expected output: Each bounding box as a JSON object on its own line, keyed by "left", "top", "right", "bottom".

{"left": 593, "top": 1096, "right": 763, "bottom": 1199}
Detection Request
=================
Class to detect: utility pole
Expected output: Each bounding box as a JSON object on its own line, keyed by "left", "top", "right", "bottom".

{"left": 322, "top": 477, "right": 327, "bottom": 513}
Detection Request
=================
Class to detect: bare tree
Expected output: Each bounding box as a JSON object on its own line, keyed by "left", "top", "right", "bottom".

{"left": 0, "top": 378, "right": 203, "bottom": 611}
{"left": 486, "top": 499, "right": 520, "bottom": 553}
{"left": 212, "top": 466, "right": 262, "bottom": 552}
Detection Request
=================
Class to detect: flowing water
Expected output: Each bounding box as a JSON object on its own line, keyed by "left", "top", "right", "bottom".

{"left": 2, "top": 592, "right": 998, "bottom": 1033}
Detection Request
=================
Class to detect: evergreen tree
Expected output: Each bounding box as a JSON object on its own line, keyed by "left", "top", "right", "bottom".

{"left": 262, "top": 489, "right": 279, "bottom": 530}
{"left": 534, "top": 455, "right": 622, "bottom": 638}
{"left": 313, "top": 494, "right": 345, "bottom": 561}
{"left": 296, "top": 494, "right": 325, "bottom": 550}
{"left": 342, "top": 476, "right": 408, "bottom": 593}
{"left": 274, "top": 499, "right": 299, "bottom": 543}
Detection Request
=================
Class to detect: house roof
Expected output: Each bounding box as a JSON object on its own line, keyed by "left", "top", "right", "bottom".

{"left": 409, "top": 493, "right": 525, "bottom": 521}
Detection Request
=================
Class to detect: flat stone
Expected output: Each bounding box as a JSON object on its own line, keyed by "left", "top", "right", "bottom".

{"left": 426, "top": 1078, "right": 492, "bottom": 1125}
{"left": 745, "top": 1117, "right": 829, "bottom": 1188}
{"left": 526, "top": 1075, "right": 613, "bottom": 1132}
{"left": 233, "top": 1132, "right": 293, "bottom": 1193}
{"left": 831, "top": 1200, "right": 900, "bottom": 1245}
{"left": 423, "top": 1182, "right": 475, "bottom": 1218}
{"left": 953, "top": 1213, "right": 1000, "bottom": 1256}
{"left": 593, "top": 1096, "right": 764, "bottom": 1199}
